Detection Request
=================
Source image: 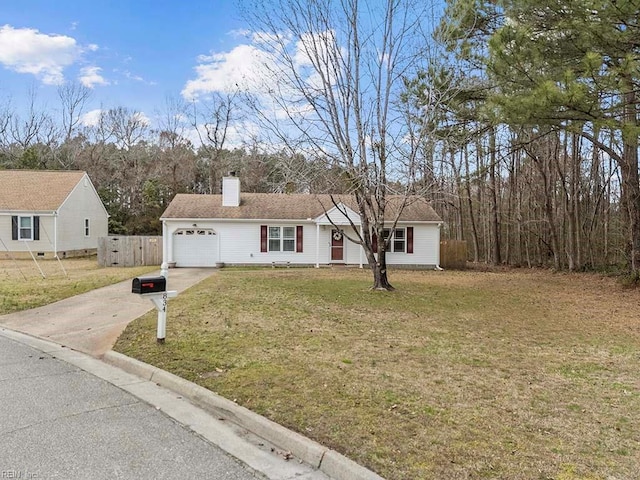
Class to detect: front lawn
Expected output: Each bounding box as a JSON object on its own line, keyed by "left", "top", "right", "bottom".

{"left": 114, "top": 268, "right": 640, "bottom": 480}
{"left": 0, "top": 258, "right": 157, "bottom": 315}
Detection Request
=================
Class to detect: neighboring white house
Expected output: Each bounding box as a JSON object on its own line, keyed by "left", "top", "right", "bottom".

{"left": 160, "top": 175, "right": 443, "bottom": 268}
{"left": 0, "top": 170, "right": 109, "bottom": 258}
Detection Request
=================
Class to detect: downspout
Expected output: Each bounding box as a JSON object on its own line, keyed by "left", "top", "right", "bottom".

{"left": 359, "top": 225, "right": 363, "bottom": 268}
{"left": 54, "top": 211, "right": 58, "bottom": 258}
{"left": 161, "top": 220, "right": 169, "bottom": 278}
{"left": 315, "top": 223, "right": 320, "bottom": 268}
{"left": 435, "top": 222, "right": 444, "bottom": 271}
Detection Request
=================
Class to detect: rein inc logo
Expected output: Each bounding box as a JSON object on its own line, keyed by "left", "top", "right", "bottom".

{"left": 1, "top": 471, "right": 38, "bottom": 479}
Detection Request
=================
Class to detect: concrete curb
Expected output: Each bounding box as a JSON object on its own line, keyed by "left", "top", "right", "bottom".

{"left": 103, "top": 350, "right": 385, "bottom": 480}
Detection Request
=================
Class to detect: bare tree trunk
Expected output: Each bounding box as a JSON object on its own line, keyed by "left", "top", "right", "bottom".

{"left": 523, "top": 138, "right": 560, "bottom": 270}
{"left": 584, "top": 129, "right": 604, "bottom": 269}
{"left": 464, "top": 146, "right": 480, "bottom": 262}
{"left": 604, "top": 152, "right": 612, "bottom": 263}
{"left": 506, "top": 139, "right": 519, "bottom": 265}
{"left": 556, "top": 130, "right": 576, "bottom": 271}
{"left": 373, "top": 233, "right": 394, "bottom": 291}
{"left": 488, "top": 127, "right": 501, "bottom": 265}
{"left": 571, "top": 132, "right": 582, "bottom": 270}
{"left": 621, "top": 88, "right": 640, "bottom": 274}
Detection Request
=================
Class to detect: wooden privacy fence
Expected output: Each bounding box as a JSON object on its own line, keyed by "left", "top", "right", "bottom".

{"left": 440, "top": 240, "right": 468, "bottom": 269}
{"left": 98, "top": 236, "right": 163, "bottom": 267}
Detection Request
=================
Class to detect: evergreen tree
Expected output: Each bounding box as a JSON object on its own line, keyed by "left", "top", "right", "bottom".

{"left": 487, "top": 0, "right": 640, "bottom": 271}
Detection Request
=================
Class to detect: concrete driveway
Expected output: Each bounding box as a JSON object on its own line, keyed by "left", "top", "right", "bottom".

{"left": 0, "top": 268, "right": 214, "bottom": 356}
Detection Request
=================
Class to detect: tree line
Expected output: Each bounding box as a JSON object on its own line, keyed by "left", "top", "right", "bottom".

{"left": 411, "top": 0, "right": 638, "bottom": 273}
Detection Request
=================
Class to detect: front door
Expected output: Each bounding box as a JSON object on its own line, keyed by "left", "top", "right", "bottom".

{"left": 331, "top": 230, "right": 344, "bottom": 262}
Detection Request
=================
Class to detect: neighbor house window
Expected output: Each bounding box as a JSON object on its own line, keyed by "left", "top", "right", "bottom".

{"left": 12, "top": 215, "right": 40, "bottom": 241}
{"left": 382, "top": 228, "right": 406, "bottom": 253}
{"left": 84, "top": 218, "right": 90, "bottom": 237}
{"left": 19, "top": 216, "right": 33, "bottom": 241}
{"left": 268, "top": 226, "right": 296, "bottom": 252}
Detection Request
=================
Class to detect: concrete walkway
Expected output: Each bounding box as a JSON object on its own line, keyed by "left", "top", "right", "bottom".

{"left": 0, "top": 268, "right": 213, "bottom": 356}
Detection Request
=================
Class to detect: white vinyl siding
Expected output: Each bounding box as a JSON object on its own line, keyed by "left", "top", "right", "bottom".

{"left": 57, "top": 174, "right": 108, "bottom": 251}
{"left": 164, "top": 221, "right": 440, "bottom": 267}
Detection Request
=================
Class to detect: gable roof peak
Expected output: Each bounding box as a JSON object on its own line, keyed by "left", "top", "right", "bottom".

{"left": 0, "top": 170, "right": 88, "bottom": 212}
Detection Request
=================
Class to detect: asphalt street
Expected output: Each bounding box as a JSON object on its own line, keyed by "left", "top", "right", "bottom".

{"left": 0, "top": 333, "right": 263, "bottom": 480}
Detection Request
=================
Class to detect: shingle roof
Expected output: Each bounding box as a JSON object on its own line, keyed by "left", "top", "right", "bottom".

{"left": 161, "top": 193, "right": 442, "bottom": 222}
{"left": 0, "top": 170, "right": 87, "bottom": 212}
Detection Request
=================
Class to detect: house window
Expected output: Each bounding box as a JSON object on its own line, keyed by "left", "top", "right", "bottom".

{"left": 268, "top": 226, "right": 296, "bottom": 252}
{"left": 383, "top": 228, "right": 406, "bottom": 253}
{"left": 393, "top": 228, "right": 406, "bottom": 253}
{"left": 19, "top": 216, "right": 33, "bottom": 241}
{"left": 84, "top": 218, "right": 90, "bottom": 237}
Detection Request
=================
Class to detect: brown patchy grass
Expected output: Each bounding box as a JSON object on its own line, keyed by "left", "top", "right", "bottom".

{"left": 114, "top": 268, "right": 640, "bottom": 480}
{"left": 0, "top": 257, "right": 157, "bottom": 314}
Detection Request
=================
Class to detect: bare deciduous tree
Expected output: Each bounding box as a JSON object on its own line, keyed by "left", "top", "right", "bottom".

{"left": 188, "top": 91, "right": 240, "bottom": 194}
{"left": 241, "top": 0, "right": 445, "bottom": 290}
{"left": 58, "top": 82, "right": 92, "bottom": 142}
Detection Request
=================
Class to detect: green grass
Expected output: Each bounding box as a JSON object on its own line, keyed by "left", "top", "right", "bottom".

{"left": 110, "top": 268, "right": 639, "bottom": 479}
{"left": 0, "top": 258, "right": 157, "bottom": 315}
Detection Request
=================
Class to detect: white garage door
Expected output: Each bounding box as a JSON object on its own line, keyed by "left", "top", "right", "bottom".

{"left": 173, "top": 229, "right": 218, "bottom": 267}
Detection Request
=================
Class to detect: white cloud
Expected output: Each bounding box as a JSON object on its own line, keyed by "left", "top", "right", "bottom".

{"left": 81, "top": 109, "right": 150, "bottom": 128}
{"left": 79, "top": 66, "right": 109, "bottom": 88}
{"left": 181, "top": 30, "right": 335, "bottom": 103}
{"left": 229, "top": 28, "right": 251, "bottom": 39}
{"left": 81, "top": 108, "right": 103, "bottom": 127}
{"left": 185, "top": 121, "right": 254, "bottom": 150}
{"left": 133, "top": 111, "right": 151, "bottom": 126}
{"left": 174, "top": 113, "right": 188, "bottom": 123}
{"left": 182, "top": 29, "right": 346, "bottom": 146}
{"left": 181, "top": 43, "right": 274, "bottom": 100}
{"left": 293, "top": 30, "right": 336, "bottom": 68}
{"left": 0, "top": 24, "right": 82, "bottom": 85}
{"left": 123, "top": 70, "right": 156, "bottom": 85}
{"left": 125, "top": 71, "right": 144, "bottom": 82}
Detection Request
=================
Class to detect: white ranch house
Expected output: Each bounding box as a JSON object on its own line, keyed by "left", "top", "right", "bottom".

{"left": 0, "top": 170, "right": 108, "bottom": 258}
{"left": 161, "top": 176, "right": 443, "bottom": 269}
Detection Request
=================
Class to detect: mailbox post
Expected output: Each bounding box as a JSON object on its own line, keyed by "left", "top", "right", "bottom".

{"left": 132, "top": 276, "right": 177, "bottom": 343}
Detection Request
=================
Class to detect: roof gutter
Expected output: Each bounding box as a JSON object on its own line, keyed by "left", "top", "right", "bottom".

{"left": 0, "top": 210, "right": 57, "bottom": 216}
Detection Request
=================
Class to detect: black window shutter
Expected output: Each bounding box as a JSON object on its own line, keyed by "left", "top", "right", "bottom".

{"left": 296, "top": 225, "right": 303, "bottom": 253}
{"left": 260, "top": 225, "right": 268, "bottom": 252}
{"left": 34, "top": 216, "right": 40, "bottom": 240}
{"left": 12, "top": 216, "right": 18, "bottom": 240}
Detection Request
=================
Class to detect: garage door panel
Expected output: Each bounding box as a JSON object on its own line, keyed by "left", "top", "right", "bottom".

{"left": 173, "top": 229, "right": 218, "bottom": 267}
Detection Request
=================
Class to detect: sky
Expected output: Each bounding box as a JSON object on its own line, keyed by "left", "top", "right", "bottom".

{"left": 0, "top": 0, "right": 256, "bottom": 131}
{"left": 1, "top": 0, "right": 444, "bottom": 151}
